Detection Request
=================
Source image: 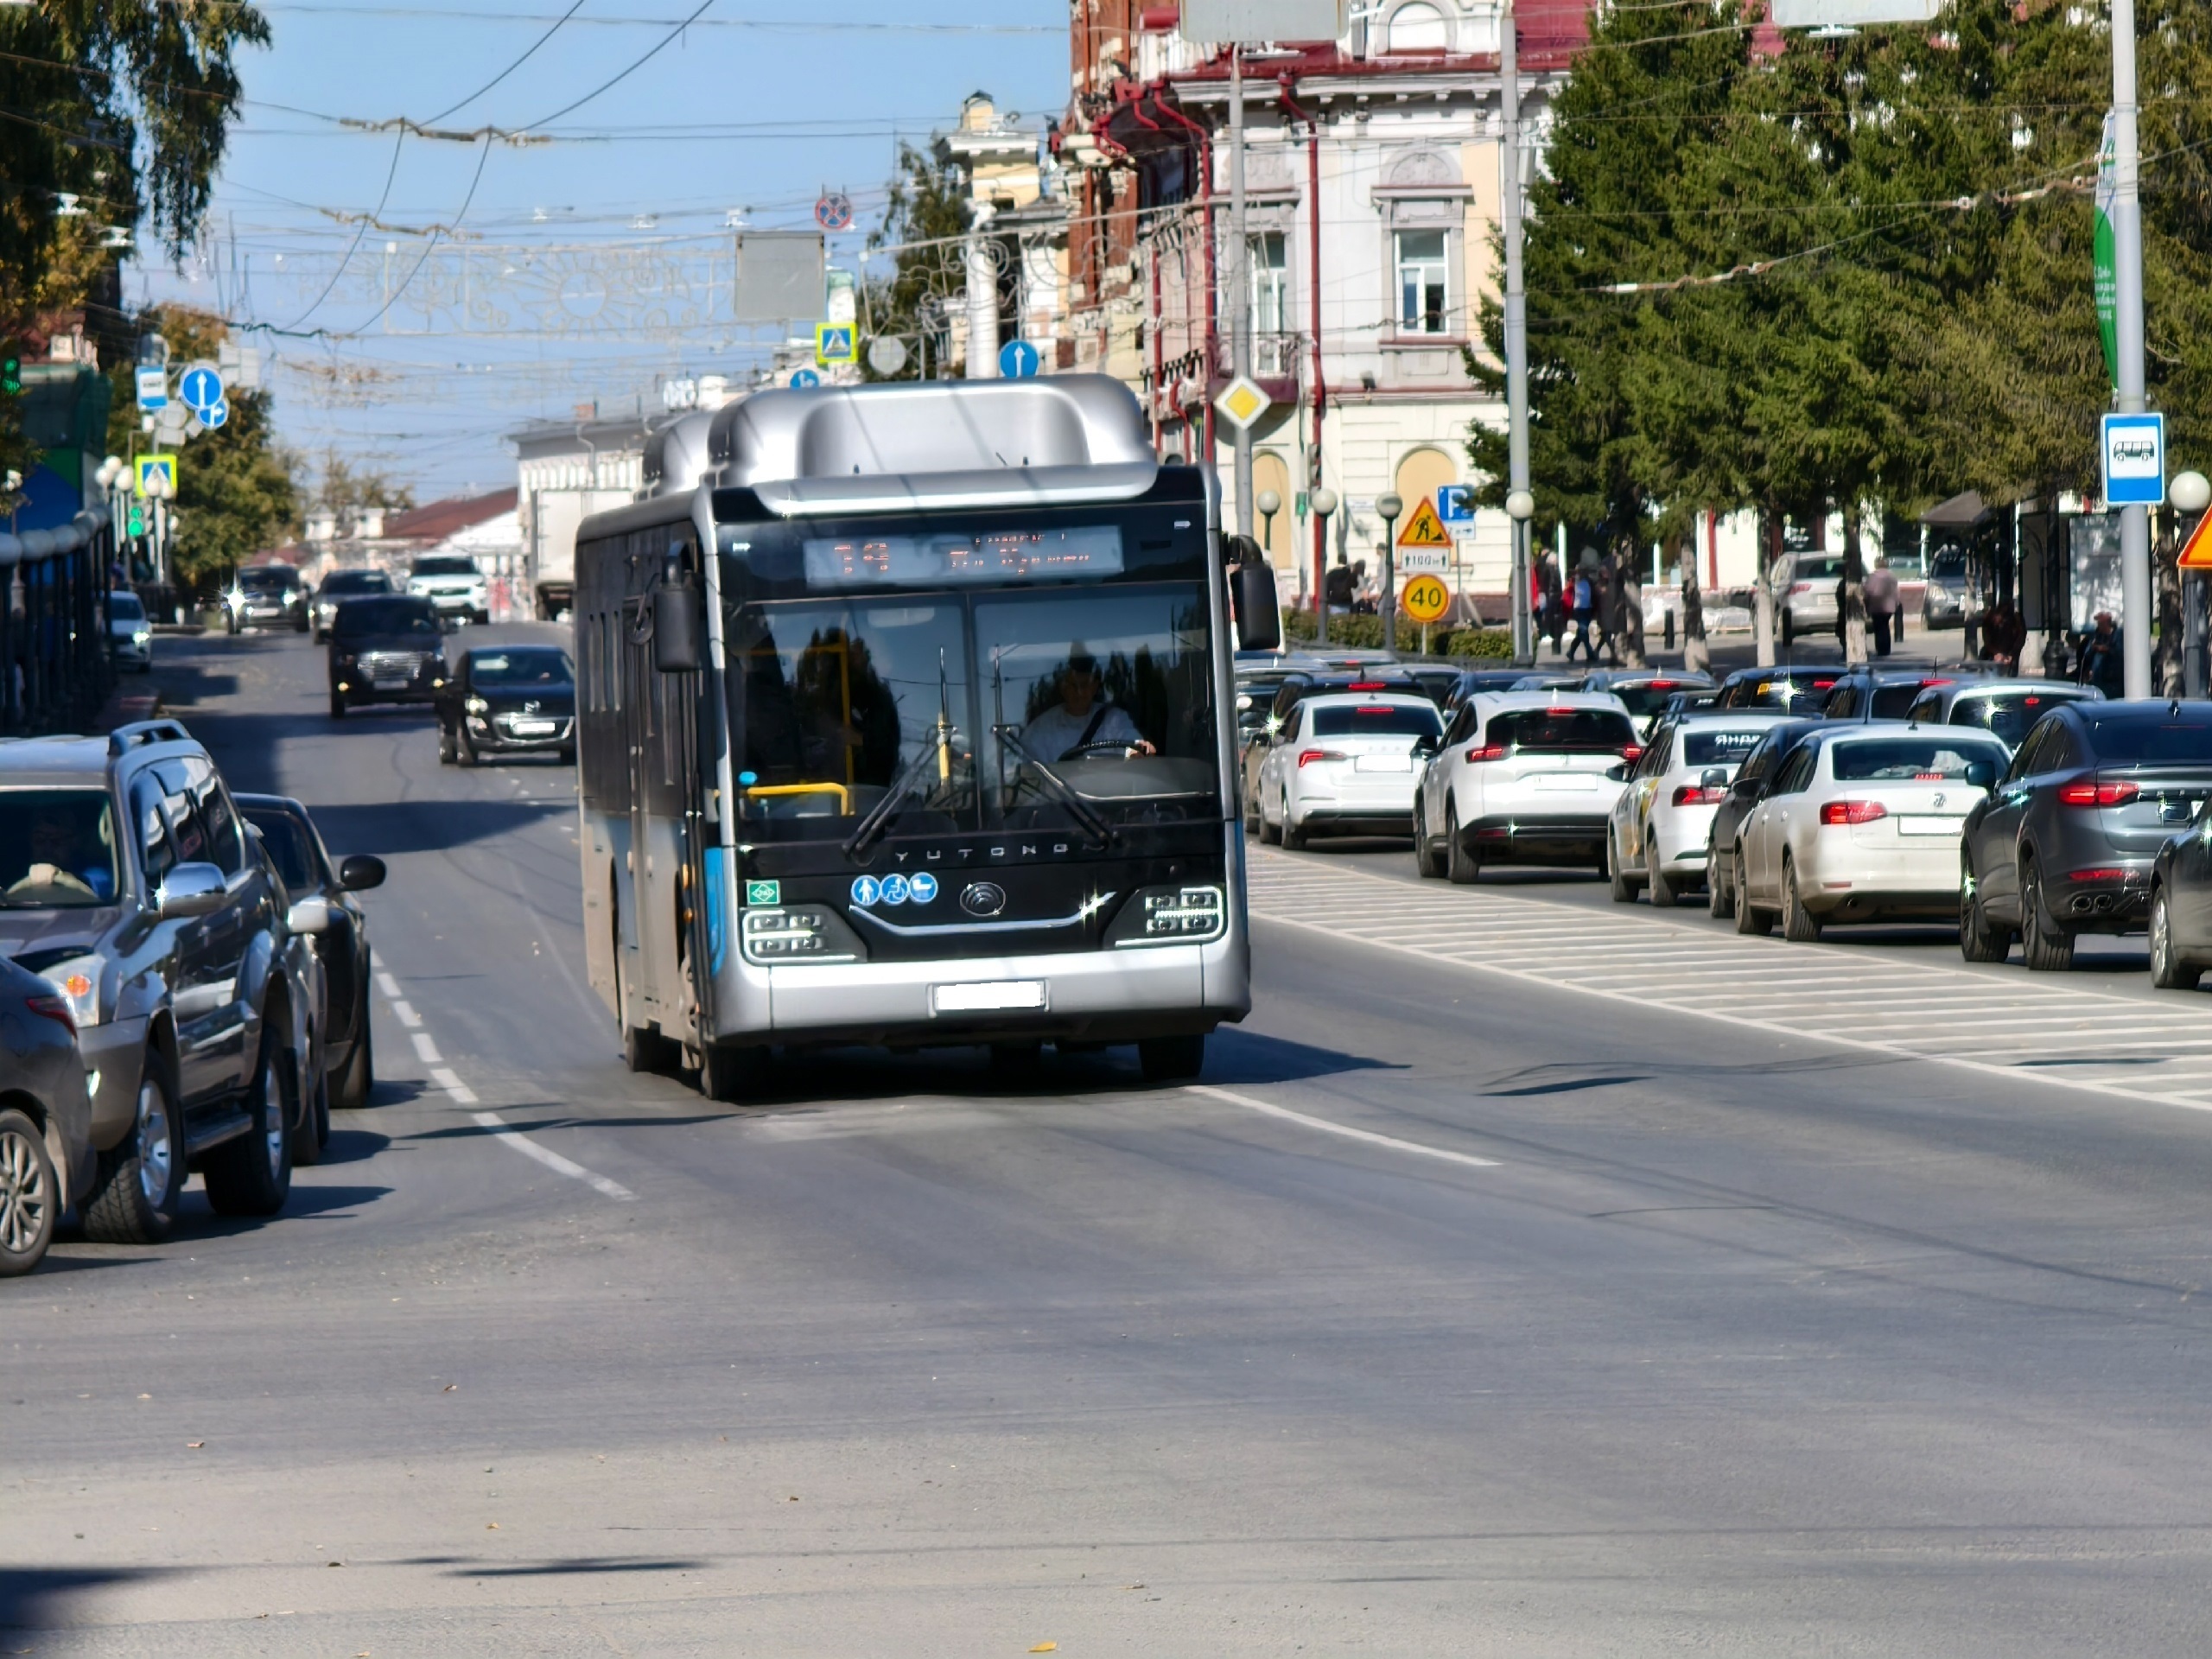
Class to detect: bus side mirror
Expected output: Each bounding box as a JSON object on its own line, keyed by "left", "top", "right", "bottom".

{"left": 653, "top": 582, "right": 704, "bottom": 672}
{"left": 1232, "top": 563, "right": 1281, "bottom": 652}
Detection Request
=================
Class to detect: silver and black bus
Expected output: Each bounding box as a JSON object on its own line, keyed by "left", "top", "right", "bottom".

{"left": 572, "top": 375, "right": 1280, "bottom": 1097}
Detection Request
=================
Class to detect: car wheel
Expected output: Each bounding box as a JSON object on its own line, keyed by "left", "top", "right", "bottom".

{"left": 203, "top": 1027, "right": 294, "bottom": 1217}
{"left": 456, "top": 727, "right": 478, "bottom": 768}
{"left": 334, "top": 991, "right": 374, "bottom": 1111}
{"left": 2151, "top": 887, "right": 2202, "bottom": 990}
{"left": 0, "top": 1107, "right": 59, "bottom": 1277}
{"left": 1780, "top": 610, "right": 1795, "bottom": 647}
{"left": 1414, "top": 798, "right": 1445, "bottom": 879}
{"left": 1258, "top": 789, "right": 1281, "bottom": 845}
{"left": 1707, "top": 836, "right": 1734, "bottom": 918}
{"left": 438, "top": 723, "right": 456, "bottom": 765}
{"left": 291, "top": 1041, "right": 332, "bottom": 1166}
{"left": 1445, "top": 801, "right": 1481, "bottom": 885}
{"left": 84, "top": 1058, "right": 185, "bottom": 1244}
{"left": 700, "top": 1043, "right": 766, "bottom": 1102}
{"left": 1280, "top": 791, "right": 1306, "bottom": 851}
{"left": 1733, "top": 848, "right": 1773, "bottom": 935}
{"left": 1958, "top": 858, "right": 2013, "bottom": 963}
{"left": 225, "top": 611, "right": 239, "bottom": 636}
{"left": 559, "top": 746, "right": 576, "bottom": 766}
{"left": 1606, "top": 832, "right": 1637, "bottom": 903}
{"left": 1646, "top": 837, "right": 1678, "bottom": 908}
{"left": 2020, "top": 861, "right": 2075, "bottom": 972}
{"left": 329, "top": 692, "right": 346, "bottom": 720}
{"left": 1781, "top": 856, "right": 1822, "bottom": 941}
{"left": 1137, "top": 1033, "right": 1205, "bottom": 1084}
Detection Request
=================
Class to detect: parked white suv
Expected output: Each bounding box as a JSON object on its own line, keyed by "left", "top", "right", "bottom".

{"left": 1413, "top": 691, "right": 1638, "bottom": 883}
{"left": 1775, "top": 552, "right": 1846, "bottom": 646}
{"left": 407, "top": 555, "right": 488, "bottom": 626}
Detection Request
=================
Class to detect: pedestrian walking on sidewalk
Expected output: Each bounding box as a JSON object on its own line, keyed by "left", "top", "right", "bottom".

{"left": 1565, "top": 553, "right": 1599, "bottom": 664}
{"left": 1865, "top": 556, "right": 1899, "bottom": 657}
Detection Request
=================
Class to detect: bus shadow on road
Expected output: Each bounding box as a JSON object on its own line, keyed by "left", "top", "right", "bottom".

{"left": 1203, "top": 1027, "right": 1404, "bottom": 1086}
{"left": 302, "top": 798, "right": 569, "bottom": 857}
{"left": 0, "top": 1566, "right": 175, "bottom": 1633}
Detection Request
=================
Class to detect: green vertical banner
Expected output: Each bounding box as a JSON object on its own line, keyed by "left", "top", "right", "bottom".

{"left": 2095, "top": 111, "right": 2120, "bottom": 392}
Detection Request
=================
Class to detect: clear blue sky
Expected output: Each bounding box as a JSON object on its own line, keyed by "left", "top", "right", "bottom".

{"left": 138, "top": 1, "right": 1064, "bottom": 503}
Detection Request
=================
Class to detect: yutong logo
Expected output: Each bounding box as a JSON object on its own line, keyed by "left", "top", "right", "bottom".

{"left": 959, "top": 881, "right": 1007, "bottom": 918}
{"left": 890, "top": 842, "right": 1074, "bottom": 866}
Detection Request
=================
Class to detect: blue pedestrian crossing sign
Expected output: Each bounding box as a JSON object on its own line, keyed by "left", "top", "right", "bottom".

{"left": 999, "top": 339, "right": 1040, "bottom": 378}
{"left": 815, "top": 323, "right": 856, "bottom": 366}
{"left": 134, "top": 454, "right": 177, "bottom": 497}
{"left": 1437, "top": 484, "right": 1477, "bottom": 524}
{"left": 789, "top": 368, "right": 820, "bottom": 389}
{"left": 177, "top": 363, "right": 225, "bottom": 417}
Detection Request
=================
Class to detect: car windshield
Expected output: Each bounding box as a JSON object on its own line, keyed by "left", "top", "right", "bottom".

{"left": 1486, "top": 708, "right": 1637, "bottom": 753}
{"left": 1831, "top": 737, "right": 2005, "bottom": 781}
{"left": 334, "top": 597, "right": 440, "bottom": 638}
{"left": 1309, "top": 702, "right": 1442, "bottom": 738}
{"left": 1953, "top": 691, "right": 2084, "bottom": 746}
{"left": 1870, "top": 683, "right": 1934, "bottom": 718}
{"left": 1929, "top": 548, "right": 1967, "bottom": 581}
{"left": 1795, "top": 556, "right": 1846, "bottom": 581}
{"left": 1682, "top": 728, "right": 1771, "bottom": 768}
{"left": 2084, "top": 718, "right": 2212, "bottom": 763}
{"left": 108, "top": 593, "right": 143, "bottom": 620}
{"left": 1610, "top": 682, "right": 1702, "bottom": 719}
{"left": 240, "top": 805, "right": 321, "bottom": 896}
{"left": 413, "top": 557, "right": 476, "bottom": 578}
{"left": 0, "top": 788, "right": 120, "bottom": 907}
{"left": 238, "top": 569, "right": 294, "bottom": 592}
{"left": 321, "top": 570, "right": 391, "bottom": 595}
{"left": 470, "top": 648, "right": 571, "bottom": 687}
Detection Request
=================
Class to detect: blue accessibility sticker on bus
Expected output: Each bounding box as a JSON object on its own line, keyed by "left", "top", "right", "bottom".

{"left": 850, "top": 874, "right": 880, "bottom": 906}
{"left": 880, "top": 874, "right": 911, "bottom": 906}
{"left": 909, "top": 871, "right": 938, "bottom": 904}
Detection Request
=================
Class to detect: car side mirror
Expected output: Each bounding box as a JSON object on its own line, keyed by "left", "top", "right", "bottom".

{"left": 1701, "top": 767, "right": 1729, "bottom": 789}
{"left": 338, "top": 854, "right": 387, "bottom": 892}
{"left": 1605, "top": 762, "right": 1630, "bottom": 783}
{"left": 1232, "top": 563, "right": 1281, "bottom": 652}
{"left": 1965, "top": 760, "right": 1994, "bottom": 789}
{"left": 156, "top": 861, "right": 227, "bottom": 919}
{"left": 652, "top": 582, "right": 704, "bottom": 672}
{"left": 1412, "top": 733, "right": 1440, "bottom": 758}
{"left": 286, "top": 895, "right": 333, "bottom": 935}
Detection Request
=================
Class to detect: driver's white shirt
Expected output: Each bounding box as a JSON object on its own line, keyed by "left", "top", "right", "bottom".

{"left": 1021, "top": 701, "right": 1141, "bottom": 760}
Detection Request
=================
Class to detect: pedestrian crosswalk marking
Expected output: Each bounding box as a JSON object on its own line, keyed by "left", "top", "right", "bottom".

{"left": 1249, "top": 851, "right": 2212, "bottom": 1116}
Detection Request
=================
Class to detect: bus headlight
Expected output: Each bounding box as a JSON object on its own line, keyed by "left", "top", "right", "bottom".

{"left": 741, "top": 906, "right": 863, "bottom": 965}
{"left": 1107, "top": 884, "right": 1226, "bottom": 947}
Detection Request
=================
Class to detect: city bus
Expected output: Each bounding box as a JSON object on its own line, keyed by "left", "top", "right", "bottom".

{"left": 572, "top": 375, "right": 1279, "bottom": 1099}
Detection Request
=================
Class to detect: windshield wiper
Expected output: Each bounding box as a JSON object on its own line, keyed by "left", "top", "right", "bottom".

{"left": 994, "top": 725, "right": 1116, "bottom": 849}
{"left": 842, "top": 734, "right": 960, "bottom": 861}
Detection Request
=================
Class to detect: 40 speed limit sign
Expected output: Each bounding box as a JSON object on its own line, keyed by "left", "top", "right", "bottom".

{"left": 1401, "top": 572, "right": 1452, "bottom": 625}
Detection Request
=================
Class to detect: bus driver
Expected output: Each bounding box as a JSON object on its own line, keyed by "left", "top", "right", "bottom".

{"left": 1021, "top": 649, "right": 1155, "bottom": 760}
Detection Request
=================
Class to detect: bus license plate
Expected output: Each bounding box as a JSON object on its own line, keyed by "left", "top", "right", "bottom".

{"left": 931, "top": 980, "right": 1047, "bottom": 1014}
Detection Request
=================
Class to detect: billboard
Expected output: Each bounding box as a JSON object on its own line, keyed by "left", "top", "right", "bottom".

{"left": 1182, "top": 0, "right": 1344, "bottom": 43}
{"left": 1769, "top": 0, "right": 1942, "bottom": 23}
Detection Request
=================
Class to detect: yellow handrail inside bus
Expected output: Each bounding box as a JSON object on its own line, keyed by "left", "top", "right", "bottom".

{"left": 743, "top": 781, "right": 853, "bottom": 813}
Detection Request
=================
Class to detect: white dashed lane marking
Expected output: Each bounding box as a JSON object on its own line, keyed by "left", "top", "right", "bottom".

{"left": 1187, "top": 1084, "right": 1501, "bottom": 1171}
{"left": 1250, "top": 852, "right": 2212, "bottom": 1116}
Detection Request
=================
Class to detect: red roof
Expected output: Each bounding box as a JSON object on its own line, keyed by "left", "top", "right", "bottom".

{"left": 380, "top": 489, "right": 518, "bottom": 543}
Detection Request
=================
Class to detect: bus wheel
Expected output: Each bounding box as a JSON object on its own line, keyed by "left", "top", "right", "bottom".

{"left": 700, "top": 1044, "right": 763, "bottom": 1102}
{"left": 1138, "top": 1033, "right": 1205, "bottom": 1084}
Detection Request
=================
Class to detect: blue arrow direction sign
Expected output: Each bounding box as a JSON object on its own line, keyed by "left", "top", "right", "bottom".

{"left": 999, "top": 339, "right": 1040, "bottom": 378}
{"left": 178, "top": 365, "right": 225, "bottom": 416}
{"left": 200, "top": 399, "right": 229, "bottom": 432}
{"left": 789, "top": 368, "right": 820, "bottom": 389}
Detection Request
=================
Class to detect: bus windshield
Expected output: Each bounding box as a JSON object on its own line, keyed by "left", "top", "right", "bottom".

{"left": 722, "top": 504, "right": 1219, "bottom": 845}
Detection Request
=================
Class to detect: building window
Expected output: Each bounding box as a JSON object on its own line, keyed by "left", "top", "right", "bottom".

{"left": 1395, "top": 230, "right": 1450, "bottom": 334}
{"left": 1249, "top": 232, "right": 1287, "bottom": 336}
{"left": 1386, "top": 1, "right": 1452, "bottom": 52}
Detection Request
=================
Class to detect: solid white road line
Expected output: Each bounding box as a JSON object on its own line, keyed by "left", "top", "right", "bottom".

{"left": 1187, "top": 1084, "right": 1501, "bottom": 1171}
{"left": 471, "top": 1110, "right": 636, "bottom": 1201}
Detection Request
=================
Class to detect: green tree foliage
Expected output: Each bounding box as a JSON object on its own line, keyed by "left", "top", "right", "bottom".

{"left": 1475, "top": 0, "right": 2212, "bottom": 539}
{"left": 310, "top": 448, "right": 416, "bottom": 530}
{"left": 105, "top": 308, "right": 296, "bottom": 588}
{"left": 863, "top": 143, "right": 971, "bottom": 380}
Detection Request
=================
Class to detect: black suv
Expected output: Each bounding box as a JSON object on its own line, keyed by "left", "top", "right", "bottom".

{"left": 1713, "top": 664, "right": 1845, "bottom": 713}
{"left": 0, "top": 721, "right": 307, "bottom": 1240}
{"left": 435, "top": 644, "right": 576, "bottom": 766}
{"left": 1820, "top": 666, "right": 1967, "bottom": 722}
{"left": 328, "top": 594, "right": 446, "bottom": 720}
{"left": 1961, "top": 701, "right": 2212, "bottom": 970}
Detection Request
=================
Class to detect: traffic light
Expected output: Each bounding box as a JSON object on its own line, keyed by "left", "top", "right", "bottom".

{"left": 127, "top": 510, "right": 144, "bottom": 537}
{"left": 1, "top": 355, "right": 20, "bottom": 396}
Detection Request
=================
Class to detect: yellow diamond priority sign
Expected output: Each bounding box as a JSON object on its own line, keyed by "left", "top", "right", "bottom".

{"left": 1213, "top": 375, "right": 1271, "bottom": 431}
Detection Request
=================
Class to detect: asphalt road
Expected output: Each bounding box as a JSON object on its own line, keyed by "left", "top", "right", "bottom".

{"left": 10, "top": 628, "right": 2212, "bottom": 1656}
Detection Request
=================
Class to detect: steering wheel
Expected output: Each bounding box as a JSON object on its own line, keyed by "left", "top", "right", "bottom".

{"left": 1059, "top": 741, "right": 1153, "bottom": 760}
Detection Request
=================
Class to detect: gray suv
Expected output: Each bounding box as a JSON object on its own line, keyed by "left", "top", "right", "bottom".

{"left": 0, "top": 720, "right": 315, "bottom": 1241}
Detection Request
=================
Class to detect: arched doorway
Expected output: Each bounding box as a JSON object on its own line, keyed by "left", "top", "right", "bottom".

{"left": 1253, "top": 451, "right": 1294, "bottom": 572}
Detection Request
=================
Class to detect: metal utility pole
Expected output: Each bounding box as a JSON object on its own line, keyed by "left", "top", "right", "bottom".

{"left": 2113, "top": 0, "right": 2152, "bottom": 698}
{"left": 1501, "top": 0, "right": 1533, "bottom": 665}
{"left": 1228, "top": 48, "right": 1253, "bottom": 537}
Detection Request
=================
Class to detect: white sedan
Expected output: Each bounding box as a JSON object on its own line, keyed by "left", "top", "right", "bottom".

{"left": 1605, "top": 712, "right": 1789, "bottom": 906}
{"left": 1255, "top": 692, "right": 1443, "bottom": 849}
{"left": 1413, "top": 690, "right": 1640, "bottom": 882}
{"left": 1731, "top": 727, "right": 2011, "bottom": 939}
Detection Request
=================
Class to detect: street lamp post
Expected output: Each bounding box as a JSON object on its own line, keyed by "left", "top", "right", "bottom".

{"left": 1256, "top": 487, "right": 1281, "bottom": 559}
{"left": 1311, "top": 486, "right": 1338, "bottom": 648}
{"left": 1506, "top": 488, "right": 1535, "bottom": 664}
{"left": 1376, "top": 492, "right": 1403, "bottom": 653}
{"left": 2175, "top": 468, "right": 2210, "bottom": 697}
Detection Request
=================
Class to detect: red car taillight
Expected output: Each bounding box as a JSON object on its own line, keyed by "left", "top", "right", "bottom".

{"left": 1819, "top": 799, "right": 1889, "bottom": 825}
{"left": 1673, "top": 783, "right": 1728, "bottom": 806}
{"left": 25, "top": 995, "right": 75, "bottom": 1036}
{"left": 2058, "top": 780, "right": 2139, "bottom": 807}
{"left": 1620, "top": 745, "right": 1643, "bottom": 764}
{"left": 1297, "top": 748, "right": 1346, "bottom": 768}
{"left": 1464, "top": 743, "right": 1507, "bottom": 763}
